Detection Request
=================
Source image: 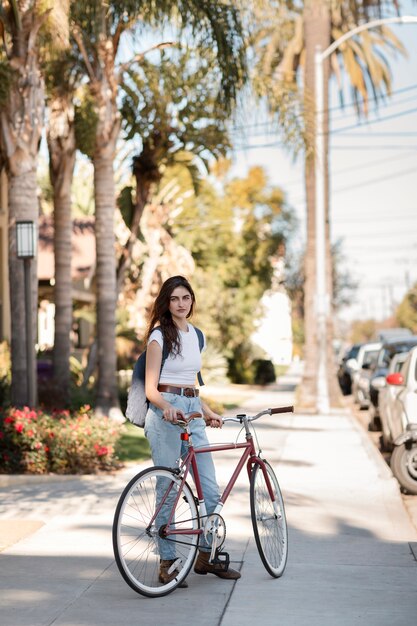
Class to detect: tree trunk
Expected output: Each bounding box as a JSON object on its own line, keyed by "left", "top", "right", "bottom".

{"left": 86, "top": 34, "right": 123, "bottom": 419}
{"left": 0, "top": 25, "right": 45, "bottom": 407}
{"left": 93, "top": 120, "right": 120, "bottom": 417}
{"left": 47, "top": 94, "right": 76, "bottom": 405}
{"left": 6, "top": 170, "right": 39, "bottom": 406}
{"left": 300, "top": 0, "right": 331, "bottom": 410}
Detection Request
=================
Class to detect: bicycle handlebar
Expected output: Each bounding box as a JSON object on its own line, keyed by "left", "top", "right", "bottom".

{"left": 176, "top": 406, "right": 294, "bottom": 428}
{"left": 270, "top": 406, "right": 294, "bottom": 414}
{"left": 223, "top": 405, "right": 294, "bottom": 424}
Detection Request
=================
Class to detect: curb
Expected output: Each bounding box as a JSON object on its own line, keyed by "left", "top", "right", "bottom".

{"left": 0, "top": 472, "right": 119, "bottom": 488}
{"left": 348, "top": 409, "right": 395, "bottom": 481}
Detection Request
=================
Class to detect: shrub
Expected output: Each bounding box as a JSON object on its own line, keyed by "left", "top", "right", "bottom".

{"left": 0, "top": 405, "right": 123, "bottom": 474}
{"left": 253, "top": 359, "right": 276, "bottom": 385}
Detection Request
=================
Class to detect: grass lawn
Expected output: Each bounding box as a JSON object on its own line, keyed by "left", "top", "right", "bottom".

{"left": 116, "top": 422, "right": 151, "bottom": 463}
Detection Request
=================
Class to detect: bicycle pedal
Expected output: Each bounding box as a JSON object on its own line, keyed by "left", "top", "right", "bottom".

{"left": 211, "top": 550, "right": 230, "bottom": 569}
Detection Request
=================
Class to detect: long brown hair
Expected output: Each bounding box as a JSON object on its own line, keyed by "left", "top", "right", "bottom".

{"left": 145, "top": 275, "right": 196, "bottom": 355}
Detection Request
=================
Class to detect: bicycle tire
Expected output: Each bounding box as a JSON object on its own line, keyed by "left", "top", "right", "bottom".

{"left": 250, "top": 461, "right": 288, "bottom": 578}
{"left": 113, "top": 466, "right": 199, "bottom": 597}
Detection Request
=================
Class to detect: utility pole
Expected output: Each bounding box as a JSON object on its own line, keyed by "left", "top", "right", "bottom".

{"left": 313, "top": 15, "right": 417, "bottom": 414}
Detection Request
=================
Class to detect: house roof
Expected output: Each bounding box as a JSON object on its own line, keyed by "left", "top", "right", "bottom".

{"left": 38, "top": 215, "right": 96, "bottom": 281}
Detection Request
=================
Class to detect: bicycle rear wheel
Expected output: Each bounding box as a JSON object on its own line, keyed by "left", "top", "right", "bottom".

{"left": 113, "top": 466, "right": 199, "bottom": 597}
{"left": 250, "top": 461, "right": 288, "bottom": 577}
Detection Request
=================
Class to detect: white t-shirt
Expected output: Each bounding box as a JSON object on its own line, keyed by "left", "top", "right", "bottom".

{"left": 148, "top": 324, "right": 206, "bottom": 385}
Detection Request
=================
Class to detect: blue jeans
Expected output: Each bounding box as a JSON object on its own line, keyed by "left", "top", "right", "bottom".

{"left": 145, "top": 392, "right": 220, "bottom": 559}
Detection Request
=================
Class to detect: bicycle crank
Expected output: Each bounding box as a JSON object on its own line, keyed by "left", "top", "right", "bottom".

{"left": 203, "top": 513, "right": 226, "bottom": 562}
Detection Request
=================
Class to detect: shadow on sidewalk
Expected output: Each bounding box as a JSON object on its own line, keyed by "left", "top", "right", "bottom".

{"left": 1, "top": 513, "right": 416, "bottom": 626}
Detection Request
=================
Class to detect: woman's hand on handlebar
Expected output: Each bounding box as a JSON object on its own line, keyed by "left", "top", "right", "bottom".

{"left": 205, "top": 414, "right": 223, "bottom": 428}
{"left": 162, "top": 405, "right": 185, "bottom": 423}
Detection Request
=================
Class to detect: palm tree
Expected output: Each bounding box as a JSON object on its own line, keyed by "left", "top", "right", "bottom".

{"left": 45, "top": 51, "right": 79, "bottom": 405}
{"left": 0, "top": 1, "right": 69, "bottom": 407}
{"left": 251, "top": 0, "right": 405, "bottom": 408}
{"left": 70, "top": 0, "right": 246, "bottom": 418}
{"left": 117, "top": 48, "right": 231, "bottom": 295}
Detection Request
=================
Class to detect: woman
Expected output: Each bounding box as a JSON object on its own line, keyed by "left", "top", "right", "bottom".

{"left": 144, "top": 275, "right": 241, "bottom": 587}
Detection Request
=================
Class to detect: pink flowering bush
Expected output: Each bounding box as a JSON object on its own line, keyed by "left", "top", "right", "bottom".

{"left": 0, "top": 405, "right": 123, "bottom": 474}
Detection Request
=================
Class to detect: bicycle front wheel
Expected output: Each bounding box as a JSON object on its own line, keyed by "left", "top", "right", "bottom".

{"left": 250, "top": 461, "right": 288, "bottom": 577}
{"left": 113, "top": 466, "right": 199, "bottom": 597}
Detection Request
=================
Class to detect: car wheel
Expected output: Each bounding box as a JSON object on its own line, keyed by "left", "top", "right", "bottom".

{"left": 379, "top": 433, "right": 393, "bottom": 453}
{"left": 358, "top": 392, "right": 368, "bottom": 410}
{"left": 368, "top": 416, "right": 381, "bottom": 431}
{"left": 368, "top": 405, "right": 381, "bottom": 431}
{"left": 390, "top": 443, "right": 417, "bottom": 495}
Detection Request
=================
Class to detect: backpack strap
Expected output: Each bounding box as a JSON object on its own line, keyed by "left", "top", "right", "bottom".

{"left": 194, "top": 326, "right": 205, "bottom": 387}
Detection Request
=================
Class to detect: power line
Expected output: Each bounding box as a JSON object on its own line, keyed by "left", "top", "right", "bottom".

{"left": 233, "top": 140, "right": 417, "bottom": 152}
{"left": 333, "top": 213, "right": 417, "bottom": 223}
{"left": 344, "top": 245, "right": 417, "bottom": 252}
{"left": 329, "top": 91, "right": 417, "bottom": 124}
{"left": 231, "top": 82, "right": 417, "bottom": 133}
{"left": 333, "top": 231, "right": 417, "bottom": 239}
{"left": 332, "top": 166, "right": 417, "bottom": 194}
{"left": 332, "top": 106, "right": 417, "bottom": 134}
{"left": 347, "top": 256, "right": 417, "bottom": 262}
{"left": 327, "top": 82, "right": 417, "bottom": 116}
{"left": 332, "top": 144, "right": 417, "bottom": 150}
{"left": 275, "top": 150, "right": 417, "bottom": 191}
{"left": 339, "top": 131, "right": 417, "bottom": 137}
{"left": 290, "top": 166, "right": 417, "bottom": 205}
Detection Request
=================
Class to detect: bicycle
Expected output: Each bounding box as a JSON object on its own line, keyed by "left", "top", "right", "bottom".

{"left": 112, "top": 405, "right": 293, "bottom": 597}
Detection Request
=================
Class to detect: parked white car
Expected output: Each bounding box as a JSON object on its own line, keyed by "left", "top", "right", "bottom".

{"left": 351, "top": 342, "right": 381, "bottom": 409}
{"left": 386, "top": 345, "right": 417, "bottom": 494}
{"left": 378, "top": 352, "right": 408, "bottom": 450}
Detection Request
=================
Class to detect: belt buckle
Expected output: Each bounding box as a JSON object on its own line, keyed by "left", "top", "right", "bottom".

{"left": 184, "top": 387, "right": 194, "bottom": 398}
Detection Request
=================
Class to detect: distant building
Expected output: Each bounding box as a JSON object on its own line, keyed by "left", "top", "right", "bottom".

{"left": 0, "top": 167, "right": 96, "bottom": 351}
{"left": 252, "top": 291, "right": 293, "bottom": 365}
{"left": 37, "top": 215, "right": 96, "bottom": 349}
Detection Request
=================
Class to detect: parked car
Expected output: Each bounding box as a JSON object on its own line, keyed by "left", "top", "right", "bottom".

{"left": 377, "top": 328, "right": 412, "bottom": 342}
{"left": 368, "top": 336, "right": 417, "bottom": 431}
{"left": 378, "top": 352, "right": 408, "bottom": 450}
{"left": 351, "top": 342, "right": 381, "bottom": 409}
{"left": 337, "top": 343, "right": 362, "bottom": 395}
{"left": 386, "top": 346, "right": 417, "bottom": 495}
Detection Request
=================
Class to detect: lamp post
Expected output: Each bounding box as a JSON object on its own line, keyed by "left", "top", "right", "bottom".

{"left": 16, "top": 220, "right": 37, "bottom": 407}
{"left": 314, "top": 15, "right": 417, "bottom": 414}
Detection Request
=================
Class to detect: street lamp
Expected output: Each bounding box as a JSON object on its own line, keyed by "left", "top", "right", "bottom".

{"left": 16, "top": 220, "right": 37, "bottom": 407}
{"left": 314, "top": 15, "right": 417, "bottom": 414}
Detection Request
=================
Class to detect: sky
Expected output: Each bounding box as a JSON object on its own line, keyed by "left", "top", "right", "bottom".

{"left": 230, "top": 8, "right": 417, "bottom": 326}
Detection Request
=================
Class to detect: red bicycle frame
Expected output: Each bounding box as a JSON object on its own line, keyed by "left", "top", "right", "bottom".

{"left": 156, "top": 429, "right": 275, "bottom": 538}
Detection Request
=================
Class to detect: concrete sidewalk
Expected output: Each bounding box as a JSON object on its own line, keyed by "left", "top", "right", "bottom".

{"left": 1, "top": 363, "right": 417, "bottom": 625}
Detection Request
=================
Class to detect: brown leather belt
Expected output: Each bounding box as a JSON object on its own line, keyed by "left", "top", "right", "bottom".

{"left": 158, "top": 384, "right": 199, "bottom": 397}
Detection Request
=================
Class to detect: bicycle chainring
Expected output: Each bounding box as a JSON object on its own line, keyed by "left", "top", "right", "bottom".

{"left": 203, "top": 513, "right": 226, "bottom": 554}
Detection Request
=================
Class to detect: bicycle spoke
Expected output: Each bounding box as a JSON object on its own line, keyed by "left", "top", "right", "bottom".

{"left": 250, "top": 462, "right": 288, "bottom": 578}
{"left": 113, "top": 467, "right": 199, "bottom": 597}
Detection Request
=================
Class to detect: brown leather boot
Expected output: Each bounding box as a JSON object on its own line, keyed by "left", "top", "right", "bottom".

{"left": 159, "top": 559, "right": 188, "bottom": 588}
{"left": 194, "top": 550, "right": 241, "bottom": 579}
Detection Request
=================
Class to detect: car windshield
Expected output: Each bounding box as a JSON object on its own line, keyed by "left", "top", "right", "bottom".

{"left": 378, "top": 342, "right": 417, "bottom": 367}
{"left": 394, "top": 358, "right": 406, "bottom": 373}
{"left": 348, "top": 345, "right": 361, "bottom": 360}
{"left": 363, "top": 349, "right": 379, "bottom": 366}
